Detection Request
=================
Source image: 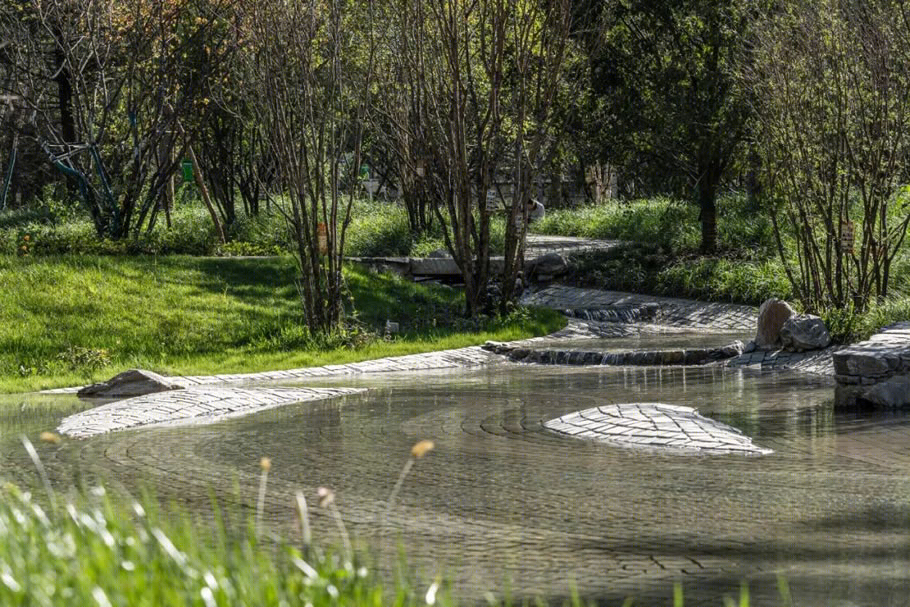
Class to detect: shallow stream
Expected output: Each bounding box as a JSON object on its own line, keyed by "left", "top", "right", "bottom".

{"left": 3, "top": 364, "right": 910, "bottom": 606}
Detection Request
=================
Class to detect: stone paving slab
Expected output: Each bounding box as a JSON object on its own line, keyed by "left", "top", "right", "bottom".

{"left": 58, "top": 387, "right": 366, "bottom": 438}
{"left": 724, "top": 345, "right": 839, "bottom": 377}
{"left": 833, "top": 321, "right": 910, "bottom": 382}
{"left": 543, "top": 403, "right": 772, "bottom": 455}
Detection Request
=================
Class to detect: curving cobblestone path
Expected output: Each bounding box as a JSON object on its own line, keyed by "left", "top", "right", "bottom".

{"left": 57, "top": 387, "right": 367, "bottom": 438}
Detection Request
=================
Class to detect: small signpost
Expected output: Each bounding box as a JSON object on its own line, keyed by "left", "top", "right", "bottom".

{"left": 181, "top": 160, "right": 194, "bottom": 183}
{"left": 485, "top": 188, "right": 501, "bottom": 212}
{"left": 840, "top": 221, "right": 855, "bottom": 254}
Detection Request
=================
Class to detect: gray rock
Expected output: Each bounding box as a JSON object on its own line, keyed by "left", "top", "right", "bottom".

{"left": 427, "top": 249, "right": 450, "bottom": 258}
{"left": 743, "top": 340, "right": 757, "bottom": 354}
{"left": 711, "top": 340, "right": 745, "bottom": 359}
{"left": 780, "top": 314, "right": 831, "bottom": 352}
{"left": 509, "top": 348, "right": 531, "bottom": 361}
{"left": 78, "top": 369, "right": 183, "bottom": 399}
{"left": 755, "top": 298, "right": 795, "bottom": 348}
{"left": 859, "top": 375, "right": 910, "bottom": 408}
{"left": 833, "top": 351, "right": 892, "bottom": 377}
{"left": 528, "top": 253, "right": 569, "bottom": 279}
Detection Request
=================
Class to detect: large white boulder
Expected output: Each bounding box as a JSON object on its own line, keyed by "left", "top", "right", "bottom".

{"left": 755, "top": 298, "right": 796, "bottom": 349}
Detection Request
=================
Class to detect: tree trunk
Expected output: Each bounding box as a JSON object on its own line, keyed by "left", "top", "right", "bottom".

{"left": 53, "top": 28, "right": 77, "bottom": 199}
{"left": 699, "top": 179, "right": 718, "bottom": 254}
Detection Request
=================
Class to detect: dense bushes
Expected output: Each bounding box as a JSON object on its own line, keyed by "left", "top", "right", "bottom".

{"left": 534, "top": 195, "right": 776, "bottom": 256}
{"left": 565, "top": 244, "right": 791, "bottom": 306}
{"left": 539, "top": 196, "right": 786, "bottom": 305}
{"left": 0, "top": 198, "right": 506, "bottom": 259}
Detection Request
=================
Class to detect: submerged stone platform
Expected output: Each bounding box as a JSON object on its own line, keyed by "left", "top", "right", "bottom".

{"left": 543, "top": 403, "right": 771, "bottom": 455}
{"left": 58, "top": 387, "right": 366, "bottom": 438}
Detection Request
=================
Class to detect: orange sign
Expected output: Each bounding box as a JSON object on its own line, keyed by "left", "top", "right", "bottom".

{"left": 317, "top": 222, "right": 328, "bottom": 256}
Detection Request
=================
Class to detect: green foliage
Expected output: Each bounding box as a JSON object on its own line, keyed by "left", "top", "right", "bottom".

{"left": 0, "top": 256, "right": 563, "bottom": 392}
{"left": 585, "top": 0, "right": 756, "bottom": 230}
{"left": 0, "top": 199, "right": 505, "bottom": 259}
{"left": 535, "top": 196, "right": 775, "bottom": 256}
{"left": 822, "top": 298, "right": 910, "bottom": 344}
{"left": 566, "top": 244, "right": 790, "bottom": 305}
{"left": 0, "top": 476, "right": 772, "bottom": 606}
{"left": 55, "top": 346, "right": 111, "bottom": 376}
{"left": 345, "top": 200, "right": 414, "bottom": 257}
{"left": 751, "top": 0, "right": 910, "bottom": 310}
{"left": 536, "top": 195, "right": 790, "bottom": 304}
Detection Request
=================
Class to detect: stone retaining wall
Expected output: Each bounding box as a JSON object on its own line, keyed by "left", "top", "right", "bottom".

{"left": 483, "top": 340, "right": 744, "bottom": 367}
{"left": 832, "top": 322, "right": 910, "bottom": 407}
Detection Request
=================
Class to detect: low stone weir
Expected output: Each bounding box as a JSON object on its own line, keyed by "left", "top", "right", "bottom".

{"left": 563, "top": 303, "right": 660, "bottom": 324}
{"left": 482, "top": 340, "right": 745, "bottom": 367}
{"left": 833, "top": 322, "right": 910, "bottom": 407}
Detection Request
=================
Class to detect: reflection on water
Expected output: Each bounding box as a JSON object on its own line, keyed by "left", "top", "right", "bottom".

{"left": 3, "top": 365, "right": 910, "bottom": 606}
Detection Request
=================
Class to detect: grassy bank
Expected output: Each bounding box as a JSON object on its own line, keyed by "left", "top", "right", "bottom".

{"left": 0, "top": 256, "right": 564, "bottom": 393}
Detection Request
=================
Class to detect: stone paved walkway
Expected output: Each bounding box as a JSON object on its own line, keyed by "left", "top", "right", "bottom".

{"left": 522, "top": 284, "right": 758, "bottom": 331}
{"left": 544, "top": 403, "right": 772, "bottom": 455}
{"left": 43, "top": 345, "right": 498, "bottom": 395}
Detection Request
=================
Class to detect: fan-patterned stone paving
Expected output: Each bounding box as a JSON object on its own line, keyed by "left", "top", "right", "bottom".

{"left": 544, "top": 403, "right": 772, "bottom": 454}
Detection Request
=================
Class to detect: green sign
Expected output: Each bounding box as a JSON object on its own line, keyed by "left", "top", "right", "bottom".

{"left": 181, "top": 160, "right": 194, "bottom": 183}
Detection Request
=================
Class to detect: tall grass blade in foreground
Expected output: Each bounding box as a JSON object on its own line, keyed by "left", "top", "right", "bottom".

{"left": 385, "top": 440, "right": 435, "bottom": 522}
{"left": 21, "top": 434, "right": 56, "bottom": 513}
{"left": 255, "top": 456, "right": 271, "bottom": 538}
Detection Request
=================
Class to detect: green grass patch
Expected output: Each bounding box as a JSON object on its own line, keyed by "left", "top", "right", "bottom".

{"left": 0, "top": 477, "right": 452, "bottom": 607}
{"left": 0, "top": 256, "right": 564, "bottom": 393}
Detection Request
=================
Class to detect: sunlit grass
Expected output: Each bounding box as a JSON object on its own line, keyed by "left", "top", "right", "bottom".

{"left": 0, "top": 255, "right": 564, "bottom": 393}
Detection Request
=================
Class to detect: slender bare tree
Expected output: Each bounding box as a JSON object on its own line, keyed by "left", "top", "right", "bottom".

{"left": 0, "top": 0, "right": 234, "bottom": 238}
{"left": 748, "top": 0, "right": 910, "bottom": 311}
{"left": 379, "top": 0, "right": 574, "bottom": 315}
{"left": 239, "top": 0, "right": 375, "bottom": 333}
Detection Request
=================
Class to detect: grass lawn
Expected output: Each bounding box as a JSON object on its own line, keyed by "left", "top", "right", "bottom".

{"left": 0, "top": 255, "right": 564, "bottom": 393}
